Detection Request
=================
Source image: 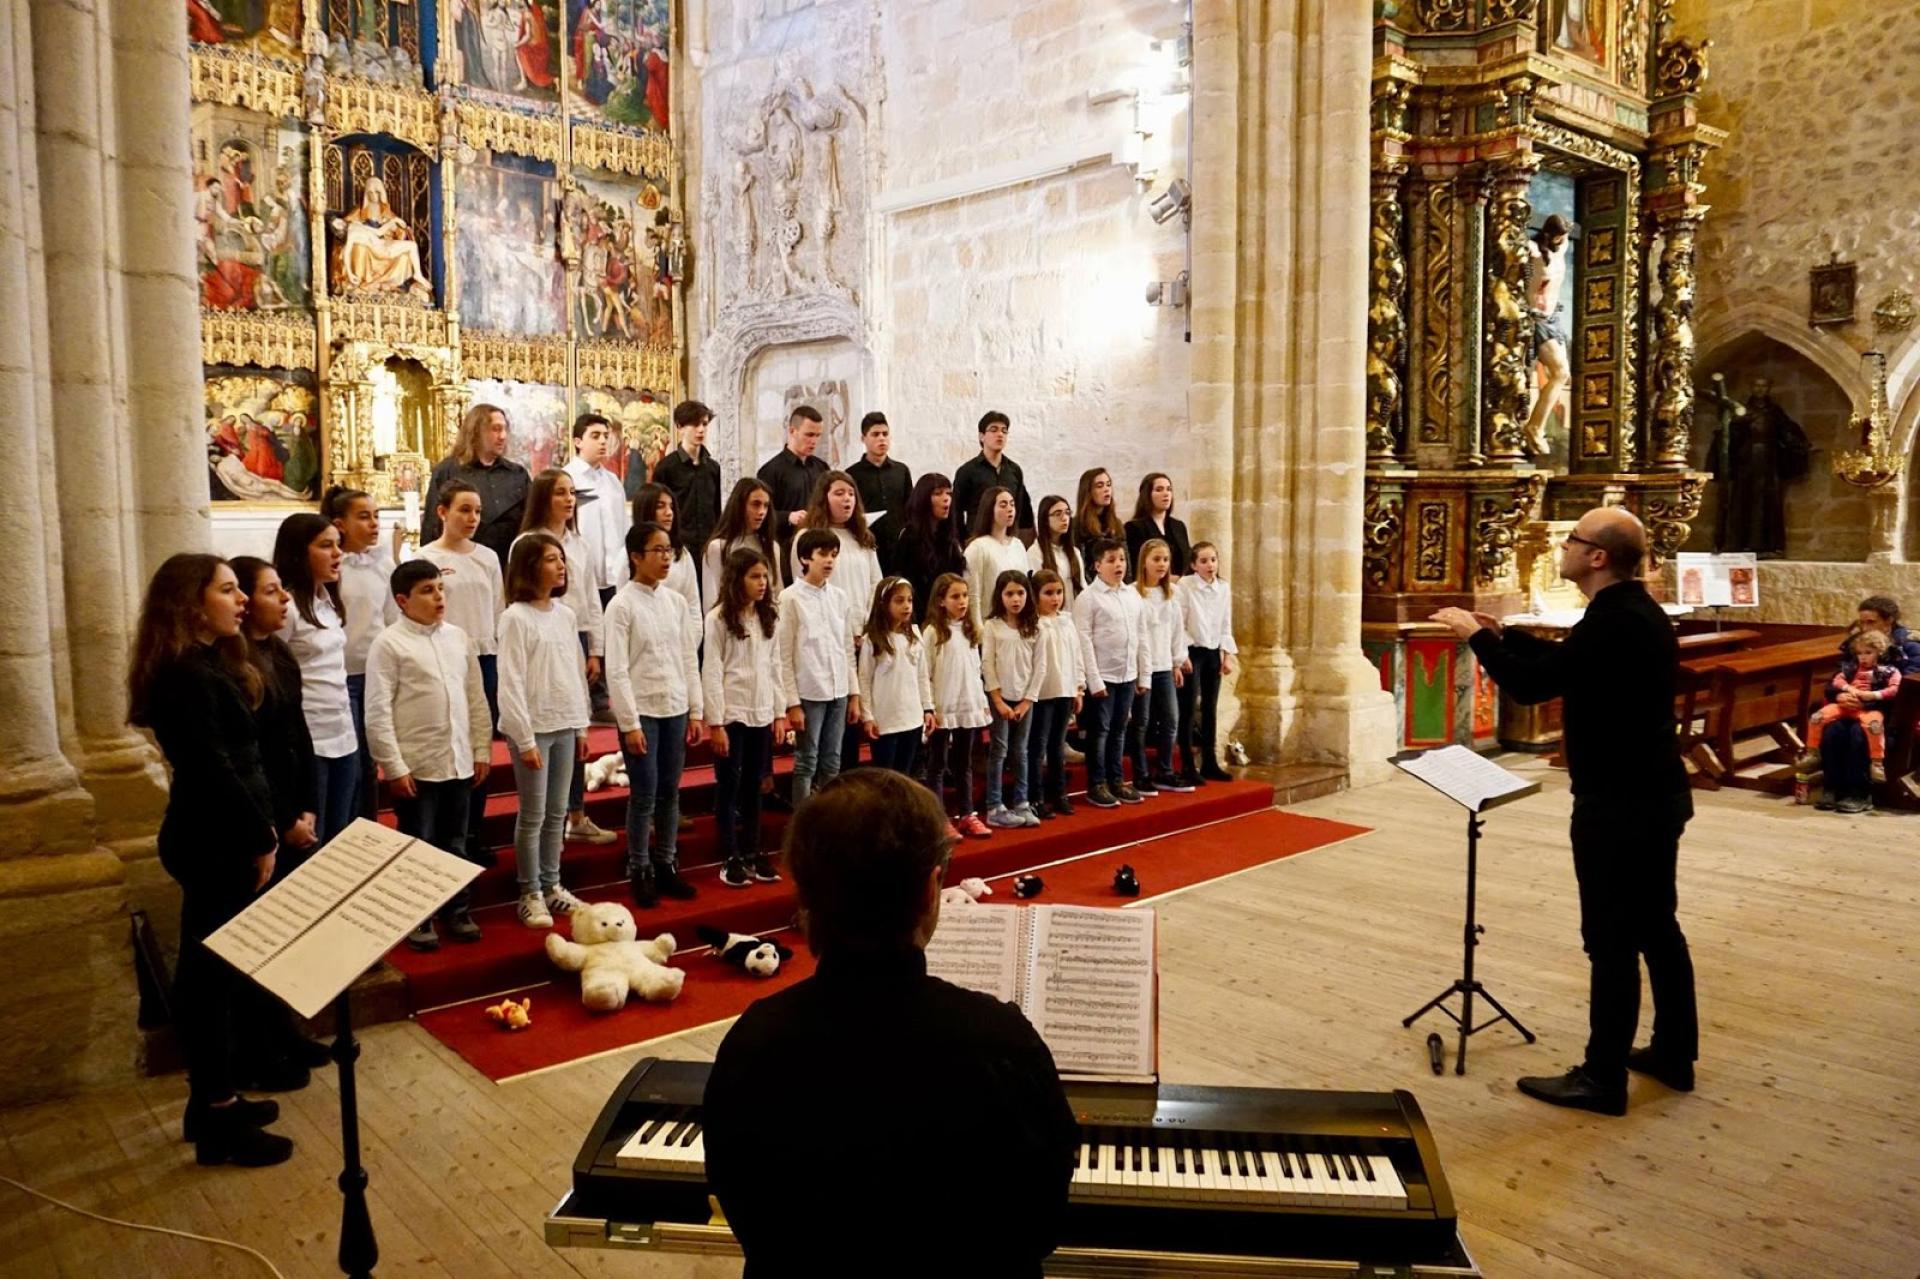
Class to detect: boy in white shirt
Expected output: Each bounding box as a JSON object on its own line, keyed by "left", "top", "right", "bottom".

{"left": 366, "top": 560, "right": 493, "bottom": 951}
{"left": 1070, "top": 537, "right": 1151, "bottom": 809}
{"left": 1175, "top": 541, "right": 1238, "bottom": 783}
{"left": 776, "top": 528, "right": 862, "bottom": 804}
{"left": 605, "top": 521, "right": 707, "bottom": 908}
{"left": 564, "top": 412, "right": 631, "bottom": 602}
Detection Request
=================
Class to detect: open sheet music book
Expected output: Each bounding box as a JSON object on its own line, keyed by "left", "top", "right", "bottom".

{"left": 204, "top": 818, "right": 483, "bottom": 1019}
{"left": 924, "top": 904, "right": 1158, "bottom": 1084}
{"left": 1394, "top": 744, "right": 1540, "bottom": 813}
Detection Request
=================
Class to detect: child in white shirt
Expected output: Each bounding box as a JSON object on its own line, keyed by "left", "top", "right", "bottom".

{"left": 704, "top": 546, "right": 791, "bottom": 889}
{"left": 1175, "top": 541, "right": 1238, "bottom": 783}
{"left": 327, "top": 485, "right": 398, "bottom": 820}
{"left": 963, "top": 485, "right": 1029, "bottom": 629}
{"left": 790, "top": 472, "right": 884, "bottom": 777}
{"left": 605, "top": 520, "right": 707, "bottom": 907}
{"left": 981, "top": 570, "right": 1046, "bottom": 828}
{"left": 858, "top": 576, "right": 935, "bottom": 776}
{"left": 497, "top": 534, "right": 592, "bottom": 929}
{"left": 923, "top": 573, "right": 993, "bottom": 839}
{"left": 1027, "top": 569, "right": 1086, "bottom": 817}
{"left": 1071, "top": 537, "right": 1151, "bottom": 808}
{"left": 1127, "top": 537, "right": 1190, "bottom": 795}
{"left": 421, "top": 480, "right": 504, "bottom": 863}
{"left": 776, "top": 529, "right": 861, "bottom": 805}
{"left": 367, "top": 560, "right": 492, "bottom": 951}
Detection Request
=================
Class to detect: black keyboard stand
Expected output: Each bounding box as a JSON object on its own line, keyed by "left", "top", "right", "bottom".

{"left": 1402, "top": 811, "right": 1535, "bottom": 1074}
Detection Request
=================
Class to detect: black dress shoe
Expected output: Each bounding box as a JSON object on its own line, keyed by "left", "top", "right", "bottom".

{"left": 629, "top": 873, "right": 659, "bottom": 908}
{"left": 284, "top": 1033, "right": 332, "bottom": 1069}
{"left": 1515, "top": 1065, "right": 1627, "bottom": 1116}
{"left": 235, "top": 1057, "right": 310, "bottom": 1093}
{"left": 1049, "top": 791, "right": 1075, "bottom": 816}
{"left": 656, "top": 868, "right": 698, "bottom": 900}
{"left": 1626, "top": 1045, "right": 1694, "bottom": 1092}
{"left": 193, "top": 1104, "right": 294, "bottom": 1168}
{"left": 183, "top": 1096, "right": 280, "bottom": 1142}
{"left": 1200, "top": 764, "right": 1233, "bottom": 782}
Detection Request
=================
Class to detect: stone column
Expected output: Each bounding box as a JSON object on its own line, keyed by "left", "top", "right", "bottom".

{"left": 1480, "top": 163, "right": 1535, "bottom": 466}
{"left": 30, "top": 0, "right": 169, "bottom": 843}
{"left": 110, "top": 0, "right": 211, "bottom": 572}
{"left": 1647, "top": 206, "right": 1704, "bottom": 471}
{"left": 1189, "top": 0, "right": 1397, "bottom": 784}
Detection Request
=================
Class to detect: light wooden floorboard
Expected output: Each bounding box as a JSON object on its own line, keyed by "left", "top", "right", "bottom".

{"left": 1, "top": 757, "right": 1914, "bottom": 1278}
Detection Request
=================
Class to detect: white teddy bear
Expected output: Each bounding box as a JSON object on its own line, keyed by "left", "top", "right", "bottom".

{"left": 583, "top": 752, "right": 628, "bottom": 792}
{"left": 545, "top": 901, "right": 685, "bottom": 1011}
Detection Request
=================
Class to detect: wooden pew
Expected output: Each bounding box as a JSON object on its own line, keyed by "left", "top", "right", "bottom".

{"left": 1679, "top": 635, "right": 1848, "bottom": 792}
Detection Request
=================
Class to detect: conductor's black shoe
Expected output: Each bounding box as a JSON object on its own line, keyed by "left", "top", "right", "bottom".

{"left": 284, "top": 1033, "right": 333, "bottom": 1069}
{"left": 183, "top": 1095, "right": 279, "bottom": 1143}
{"left": 193, "top": 1104, "right": 294, "bottom": 1168}
{"left": 1626, "top": 1046, "right": 1694, "bottom": 1092}
{"left": 234, "top": 1056, "right": 309, "bottom": 1093}
{"left": 1515, "top": 1065, "right": 1627, "bottom": 1116}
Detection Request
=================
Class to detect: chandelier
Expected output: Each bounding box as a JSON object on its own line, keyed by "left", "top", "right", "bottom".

{"left": 1833, "top": 351, "right": 1902, "bottom": 489}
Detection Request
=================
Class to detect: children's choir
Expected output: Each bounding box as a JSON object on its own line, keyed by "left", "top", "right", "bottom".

{"left": 129, "top": 406, "right": 1239, "bottom": 1169}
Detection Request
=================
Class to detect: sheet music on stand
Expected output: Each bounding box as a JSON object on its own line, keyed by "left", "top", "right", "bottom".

{"left": 1394, "top": 745, "right": 1540, "bottom": 813}
{"left": 204, "top": 818, "right": 482, "bottom": 1018}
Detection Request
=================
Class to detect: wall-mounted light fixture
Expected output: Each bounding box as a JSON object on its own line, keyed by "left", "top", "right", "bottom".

{"left": 1148, "top": 178, "right": 1191, "bottom": 227}
{"left": 1145, "top": 270, "right": 1190, "bottom": 309}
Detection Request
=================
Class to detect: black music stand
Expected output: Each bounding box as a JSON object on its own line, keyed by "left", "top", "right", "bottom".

{"left": 1395, "top": 746, "right": 1539, "bottom": 1075}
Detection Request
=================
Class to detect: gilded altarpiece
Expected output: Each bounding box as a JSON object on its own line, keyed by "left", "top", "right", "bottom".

{"left": 188, "top": 0, "right": 684, "bottom": 510}
{"left": 1365, "top": 0, "right": 1721, "bottom": 748}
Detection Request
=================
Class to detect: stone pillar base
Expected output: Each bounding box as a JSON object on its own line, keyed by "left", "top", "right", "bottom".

{"left": 1234, "top": 645, "right": 1398, "bottom": 787}
{"left": 0, "top": 758, "right": 96, "bottom": 859}
{"left": 77, "top": 737, "right": 170, "bottom": 845}
{"left": 0, "top": 873, "right": 137, "bottom": 1108}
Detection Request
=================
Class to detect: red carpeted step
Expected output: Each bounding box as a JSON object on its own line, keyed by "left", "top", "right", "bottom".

{"left": 414, "top": 804, "right": 1370, "bottom": 1082}
{"left": 387, "top": 779, "right": 1276, "bottom": 1013}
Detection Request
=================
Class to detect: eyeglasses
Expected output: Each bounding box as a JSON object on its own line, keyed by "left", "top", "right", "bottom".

{"left": 643, "top": 545, "right": 675, "bottom": 557}
{"left": 1563, "top": 533, "right": 1601, "bottom": 551}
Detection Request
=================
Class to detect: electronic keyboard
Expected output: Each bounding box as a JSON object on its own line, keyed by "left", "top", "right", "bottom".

{"left": 546, "top": 1057, "right": 1480, "bottom": 1276}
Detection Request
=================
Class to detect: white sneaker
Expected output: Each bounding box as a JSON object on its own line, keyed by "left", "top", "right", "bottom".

{"left": 516, "top": 893, "right": 553, "bottom": 929}
{"left": 986, "top": 805, "right": 1025, "bottom": 829}
{"left": 568, "top": 817, "right": 619, "bottom": 845}
{"left": 544, "top": 885, "right": 587, "bottom": 915}
{"left": 1017, "top": 804, "right": 1042, "bottom": 827}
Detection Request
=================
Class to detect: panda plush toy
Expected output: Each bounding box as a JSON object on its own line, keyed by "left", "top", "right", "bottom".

{"left": 695, "top": 924, "right": 795, "bottom": 978}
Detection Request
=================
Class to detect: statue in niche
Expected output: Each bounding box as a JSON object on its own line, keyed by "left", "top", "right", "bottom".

{"left": 1702, "top": 372, "right": 1810, "bottom": 558}
{"left": 732, "top": 158, "right": 758, "bottom": 294}
{"left": 766, "top": 104, "right": 808, "bottom": 294}
{"left": 1522, "top": 214, "right": 1572, "bottom": 457}
{"left": 332, "top": 178, "right": 431, "bottom": 298}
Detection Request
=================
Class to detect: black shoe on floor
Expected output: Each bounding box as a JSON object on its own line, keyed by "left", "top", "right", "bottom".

{"left": 750, "top": 855, "right": 781, "bottom": 883}
{"left": 1181, "top": 770, "right": 1207, "bottom": 788}
{"left": 719, "top": 859, "right": 751, "bottom": 889}
{"left": 656, "top": 868, "right": 698, "bottom": 900}
{"left": 1085, "top": 784, "right": 1118, "bottom": 809}
{"left": 1200, "top": 764, "right": 1233, "bottom": 782}
{"left": 441, "top": 908, "right": 482, "bottom": 944}
{"left": 1835, "top": 795, "right": 1871, "bottom": 814}
{"left": 284, "top": 1033, "right": 332, "bottom": 1069}
{"left": 193, "top": 1104, "right": 294, "bottom": 1168}
{"left": 183, "top": 1095, "right": 279, "bottom": 1143}
{"left": 1625, "top": 1046, "right": 1695, "bottom": 1092}
{"left": 1133, "top": 775, "right": 1159, "bottom": 796}
{"left": 1049, "top": 791, "right": 1075, "bottom": 817}
{"left": 1156, "top": 771, "right": 1194, "bottom": 793}
{"left": 1034, "top": 799, "right": 1055, "bottom": 821}
{"left": 629, "top": 873, "right": 658, "bottom": 908}
{"left": 762, "top": 789, "right": 793, "bottom": 813}
{"left": 235, "top": 1057, "right": 310, "bottom": 1094}
{"left": 1114, "top": 784, "right": 1144, "bottom": 805}
{"left": 1515, "top": 1065, "right": 1627, "bottom": 1116}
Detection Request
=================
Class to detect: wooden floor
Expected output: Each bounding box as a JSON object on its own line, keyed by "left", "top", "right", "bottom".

{"left": 4, "top": 758, "right": 1916, "bottom": 1278}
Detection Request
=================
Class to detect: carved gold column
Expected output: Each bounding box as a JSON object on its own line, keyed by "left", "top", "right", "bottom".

{"left": 1459, "top": 173, "right": 1487, "bottom": 467}
{"left": 1480, "top": 161, "right": 1536, "bottom": 466}
{"left": 1366, "top": 163, "right": 1409, "bottom": 465}
{"left": 1646, "top": 205, "right": 1703, "bottom": 471}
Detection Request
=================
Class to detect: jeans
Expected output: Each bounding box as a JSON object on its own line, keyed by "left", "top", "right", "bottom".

{"left": 791, "top": 697, "right": 848, "bottom": 804}
{"left": 1179, "top": 646, "right": 1223, "bottom": 772}
{"left": 310, "top": 752, "right": 361, "bottom": 852}
{"left": 1027, "top": 696, "right": 1072, "bottom": 801}
{"left": 986, "top": 712, "right": 1032, "bottom": 809}
{"left": 714, "top": 723, "right": 772, "bottom": 861}
{"left": 1128, "top": 669, "right": 1177, "bottom": 781}
{"left": 623, "top": 713, "right": 688, "bottom": 878}
{"left": 346, "top": 673, "right": 378, "bottom": 819}
{"left": 1820, "top": 715, "right": 1872, "bottom": 801}
{"left": 924, "top": 727, "right": 978, "bottom": 816}
{"left": 869, "top": 726, "right": 920, "bottom": 772}
{"left": 1085, "top": 681, "right": 1137, "bottom": 789}
{"left": 571, "top": 633, "right": 592, "bottom": 815}
{"left": 512, "top": 730, "right": 576, "bottom": 895}
{"left": 1569, "top": 793, "right": 1699, "bottom": 1084}
{"left": 466, "top": 653, "right": 500, "bottom": 860}
{"left": 395, "top": 777, "right": 478, "bottom": 912}
{"left": 174, "top": 879, "right": 253, "bottom": 1105}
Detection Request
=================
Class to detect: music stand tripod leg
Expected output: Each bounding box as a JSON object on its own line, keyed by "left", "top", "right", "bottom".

{"left": 333, "top": 989, "right": 379, "bottom": 1278}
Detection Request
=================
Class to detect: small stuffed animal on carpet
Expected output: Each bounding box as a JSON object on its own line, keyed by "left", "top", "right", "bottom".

{"left": 583, "top": 752, "right": 628, "bottom": 792}
{"left": 485, "top": 996, "right": 532, "bottom": 1031}
{"left": 1112, "top": 864, "right": 1140, "bottom": 897}
{"left": 546, "top": 901, "right": 684, "bottom": 1011}
{"left": 939, "top": 876, "right": 994, "bottom": 909}
{"left": 1013, "top": 874, "right": 1044, "bottom": 899}
{"left": 696, "top": 924, "right": 793, "bottom": 978}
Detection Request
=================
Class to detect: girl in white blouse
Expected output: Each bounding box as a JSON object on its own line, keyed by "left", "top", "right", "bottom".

{"left": 1126, "top": 538, "right": 1190, "bottom": 796}
{"left": 515, "top": 469, "right": 616, "bottom": 847}
{"left": 858, "top": 577, "right": 935, "bottom": 777}
{"left": 272, "top": 512, "right": 356, "bottom": 853}
{"left": 1027, "top": 494, "right": 1082, "bottom": 610}
{"left": 632, "top": 482, "right": 702, "bottom": 633}
{"left": 963, "top": 486, "right": 1029, "bottom": 629}
{"left": 1026, "top": 569, "right": 1087, "bottom": 817}
{"left": 421, "top": 480, "right": 505, "bottom": 861}
{"left": 702, "top": 478, "right": 782, "bottom": 618}
{"left": 1174, "top": 541, "right": 1238, "bottom": 783}
{"left": 703, "top": 547, "right": 790, "bottom": 889}
{"left": 922, "top": 573, "right": 993, "bottom": 840}
{"left": 497, "top": 534, "right": 591, "bottom": 929}
{"left": 326, "top": 485, "right": 398, "bottom": 821}
{"left": 791, "top": 472, "right": 884, "bottom": 776}
{"left": 981, "top": 570, "right": 1045, "bottom": 828}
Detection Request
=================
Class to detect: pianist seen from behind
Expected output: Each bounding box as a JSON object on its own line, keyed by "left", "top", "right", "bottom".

{"left": 703, "top": 769, "right": 1079, "bottom": 1275}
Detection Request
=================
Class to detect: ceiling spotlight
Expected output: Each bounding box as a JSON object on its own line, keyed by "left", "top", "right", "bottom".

{"left": 1148, "top": 178, "right": 1191, "bottom": 226}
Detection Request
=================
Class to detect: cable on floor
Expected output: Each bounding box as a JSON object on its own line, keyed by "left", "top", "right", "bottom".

{"left": 0, "top": 1172, "right": 286, "bottom": 1278}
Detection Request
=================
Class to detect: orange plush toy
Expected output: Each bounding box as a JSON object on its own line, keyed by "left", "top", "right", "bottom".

{"left": 485, "top": 996, "right": 533, "bottom": 1031}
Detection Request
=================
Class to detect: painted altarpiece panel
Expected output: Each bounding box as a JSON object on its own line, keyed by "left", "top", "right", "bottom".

{"left": 568, "top": 0, "right": 671, "bottom": 133}
{"left": 569, "top": 171, "right": 674, "bottom": 346}
{"left": 189, "top": 0, "right": 304, "bottom": 61}
{"left": 205, "top": 367, "right": 321, "bottom": 505}
{"left": 458, "top": 155, "right": 567, "bottom": 337}
{"left": 193, "top": 106, "right": 312, "bottom": 314}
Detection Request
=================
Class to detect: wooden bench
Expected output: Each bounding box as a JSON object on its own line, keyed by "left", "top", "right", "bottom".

{"left": 1679, "top": 635, "right": 1848, "bottom": 792}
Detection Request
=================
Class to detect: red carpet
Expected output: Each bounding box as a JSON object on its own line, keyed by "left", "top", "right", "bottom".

{"left": 416, "top": 806, "right": 1369, "bottom": 1081}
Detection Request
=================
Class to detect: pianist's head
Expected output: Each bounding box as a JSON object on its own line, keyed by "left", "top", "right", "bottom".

{"left": 785, "top": 770, "right": 958, "bottom": 957}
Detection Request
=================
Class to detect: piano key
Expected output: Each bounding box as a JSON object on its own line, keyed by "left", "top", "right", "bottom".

{"left": 1367, "top": 1154, "right": 1410, "bottom": 1210}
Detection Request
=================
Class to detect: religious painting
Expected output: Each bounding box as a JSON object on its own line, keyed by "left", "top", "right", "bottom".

{"left": 319, "top": 0, "right": 424, "bottom": 85}
{"left": 452, "top": 0, "right": 561, "bottom": 104}
{"left": 192, "top": 109, "right": 311, "bottom": 313}
{"left": 204, "top": 368, "right": 321, "bottom": 504}
{"left": 325, "top": 135, "right": 436, "bottom": 301}
{"left": 458, "top": 156, "right": 566, "bottom": 336}
{"left": 187, "top": 0, "right": 303, "bottom": 61}
{"left": 569, "top": 173, "right": 674, "bottom": 344}
{"left": 580, "top": 387, "right": 671, "bottom": 499}
{"left": 1809, "top": 257, "right": 1857, "bottom": 327}
{"left": 467, "top": 379, "right": 569, "bottom": 475}
{"left": 1544, "top": 0, "right": 1609, "bottom": 69}
{"left": 569, "top": 0, "right": 672, "bottom": 133}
